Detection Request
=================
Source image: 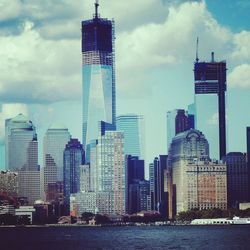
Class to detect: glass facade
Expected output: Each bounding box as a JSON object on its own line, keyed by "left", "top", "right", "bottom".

{"left": 116, "top": 114, "right": 145, "bottom": 159}
{"left": 194, "top": 57, "right": 227, "bottom": 160}
{"left": 5, "top": 114, "right": 38, "bottom": 171}
{"left": 195, "top": 94, "right": 219, "bottom": 160}
{"left": 82, "top": 15, "right": 116, "bottom": 150}
{"left": 63, "top": 139, "right": 84, "bottom": 213}
{"left": 42, "top": 125, "right": 71, "bottom": 199}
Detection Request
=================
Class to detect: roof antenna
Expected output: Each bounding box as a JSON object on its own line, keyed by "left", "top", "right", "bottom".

{"left": 95, "top": 0, "right": 99, "bottom": 19}
{"left": 196, "top": 37, "right": 199, "bottom": 63}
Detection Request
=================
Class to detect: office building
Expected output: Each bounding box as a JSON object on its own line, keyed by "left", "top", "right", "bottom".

{"left": 167, "top": 109, "right": 193, "bottom": 150}
{"left": 149, "top": 155, "right": 168, "bottom": 216}
{"left": 82, "top": 1, "right": 116, "bottom": 151}
{"left": 224, "top": 152, "right": 249, "bottom": 208}
{"left": 80, "top": 164, "right": 90, "bottom": 193}
{"left": 125, "top": 155, "right": 145, "bottom": 213}
{"left": 194, "top": 53, "right": 227, "bottom": 160}
{"left": 5, "top": 114, "right": 38, "bottom": 171}
{"left": 42, "top": 125, "right": 71, "bottom": 199}
{"left": 63, "top": 139, "right": 85, "bottom": 213}
{"left": 116, "top": 114, "right": 145, "bottom": 159}
{"left": 95, "top": 131, "right": 125, "bottom": 214}
{"left": 5, "top": 114, "right": 40, "bottom": 204}
{"left": 128, "top": 179, "right": 150, "bottom": 214}
{"left": 168, "top": 129, "right": 227, "bottom": 217}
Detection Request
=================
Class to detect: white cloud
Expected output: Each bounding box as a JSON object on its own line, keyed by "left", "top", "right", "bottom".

{"left": 0, "top": 0, "right": 249, "bottom": 102}
{"left": 0, "top": 21, "right": 81, "bottom": 103}
{"left": 0, "top": 103, "right": 28, "bottom": 143}
{"left": 116, "top": 1, "right": 232, "bottom": 95}
{"left": 228, "top": 64, "right": 250, "bottom": 89}
{"left": 231, "top": 31, "right": 250, "bottom": 63}
{"left": 0, "top": 0, "right": 21, "bottom": 21}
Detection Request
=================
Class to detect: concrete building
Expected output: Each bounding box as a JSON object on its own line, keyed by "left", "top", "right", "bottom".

{"left": 95, "top": 131, "right": 125, "bottom": 214}
{"left": 168, "top": 129, "right": 227, "bottom": 217}
{"left": 80, "top": 164, "right": 90, "bottom": 193}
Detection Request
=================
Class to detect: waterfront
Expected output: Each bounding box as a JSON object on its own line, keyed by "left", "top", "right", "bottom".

{"left": 0, "top": 225, "right": 250, "bottom": 250}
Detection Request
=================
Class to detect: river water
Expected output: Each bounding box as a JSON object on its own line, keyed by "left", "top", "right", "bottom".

{"left": 0, "top": 225, "right": 250, "bottom": 250}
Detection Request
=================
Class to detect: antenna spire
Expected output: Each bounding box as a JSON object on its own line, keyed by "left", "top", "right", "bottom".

{"left": 95, "top": 0, "right": 99, "bottom": 19}
{"left": 196, "top": 37, "right": 199, "bottom": 63}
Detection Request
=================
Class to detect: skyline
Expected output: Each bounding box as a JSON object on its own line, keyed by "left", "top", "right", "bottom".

{"left": 1, "top": 0, "right": 250, "bottom": 171}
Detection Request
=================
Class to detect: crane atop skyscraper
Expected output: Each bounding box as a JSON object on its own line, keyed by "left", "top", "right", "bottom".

{"left": 196, "top": 37, "right": 199, "bottom": 63}
{"left": 95, "top": 0, "right": 99, "bottom": 19}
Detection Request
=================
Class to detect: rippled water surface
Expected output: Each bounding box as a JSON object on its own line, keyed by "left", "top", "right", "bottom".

{"left": 1, "top": 225, "right": 250, "bottom": 250}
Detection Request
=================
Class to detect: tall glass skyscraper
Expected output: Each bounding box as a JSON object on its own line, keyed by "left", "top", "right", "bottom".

{"left": 5, "top": 113, "right": 40, "bottom": 204}
{"left": 42, "top": 124, "right": 71, "bottom": 199}
{"left": 194, "top": 53, "right": 227, "bottom": 160}
{"left": 116, "top": 114, "right": 145, "bottom": 159}
{"left": 63, "top": 139, "right": 85, "bottom": 213}
{"left": 82, "top": 2, "right": 116, "bottom": 150}
{"left": 5, "top": 113, "right": 37, "bottom": 171}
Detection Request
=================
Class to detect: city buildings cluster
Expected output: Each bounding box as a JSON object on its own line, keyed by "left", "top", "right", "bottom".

{"left": 0, "top": 2, "right": 250, "bottom": 223}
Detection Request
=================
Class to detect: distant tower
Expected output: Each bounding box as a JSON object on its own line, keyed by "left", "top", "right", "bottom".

{"left": 116, "top": 114, "right": 145, "bottom": 159}
{"left": 5, "top": 114, "right": 38, "bottom": 171}
{"left": 194, "top": 52, "right": 227, "bottom": 160}
{"left": 167, "top": 109, "right": 192, "bottom": 149}
{"left": 5, "top": 114, "right": 40, "bottom": 204}
{"left": 63, "top": 139, "right": 85, "bottom": 213}
{"left": 81, "top": 1, "right": 116, "bottom": 152}
{"left": 42, "top": 124, "right": 71, "bottom": 200}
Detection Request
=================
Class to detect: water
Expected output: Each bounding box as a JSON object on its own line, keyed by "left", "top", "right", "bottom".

{"left": 0, "top": 225, "right": 250, "bottom": 250}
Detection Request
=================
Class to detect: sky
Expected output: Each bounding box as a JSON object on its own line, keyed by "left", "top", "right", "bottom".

{"left": 0, "top": 0, "right": 250, "bottom": 173}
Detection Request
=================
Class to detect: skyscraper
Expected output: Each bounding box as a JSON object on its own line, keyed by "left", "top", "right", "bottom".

{"left": 149, "top": 155, "right": 168, "bottom": 216}
{"left": 95, "top": 131, "right": 125, "bottom": 214}
{"left": 223, "top": 152, "right": 249, "bottom": 208}
{"left": 63, "top": 139, "right": 85, "bottom": 213}
{"left": 194, "top": 52, "right": 227, "bottom": 160}
{"left": 167, "top": 109, "right": 192, "bottom": 149}
{"left": 5, "top": 114, "right": 40, "bottom": 204}
{"left": 42, "top": 125, "right": 71, "bottom": 199}
{"left": 5, "top": 114, "right": 38, "bottom": 171}
{"left": 116, "top": 114, "right": 145, "bottom": 159}
{"left": 168, "top": 129, "right": 227, "bottom": 217}
{"left": 82, "top": 1, "right": 116, "bottom": 151}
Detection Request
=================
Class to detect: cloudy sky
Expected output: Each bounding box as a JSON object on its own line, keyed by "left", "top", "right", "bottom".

{"left": 0, "top": 0, "right": 250, "bottom": 171}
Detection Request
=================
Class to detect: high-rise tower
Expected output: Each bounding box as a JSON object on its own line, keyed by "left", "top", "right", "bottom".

{"left": 82, "top": 1, "right": 116, "bottom": 151}
{"left": 194, "top": 52, "right": 227, "bottom": 160}
{"left": 116, "top": 114, "right": 145, "bottom": 159}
